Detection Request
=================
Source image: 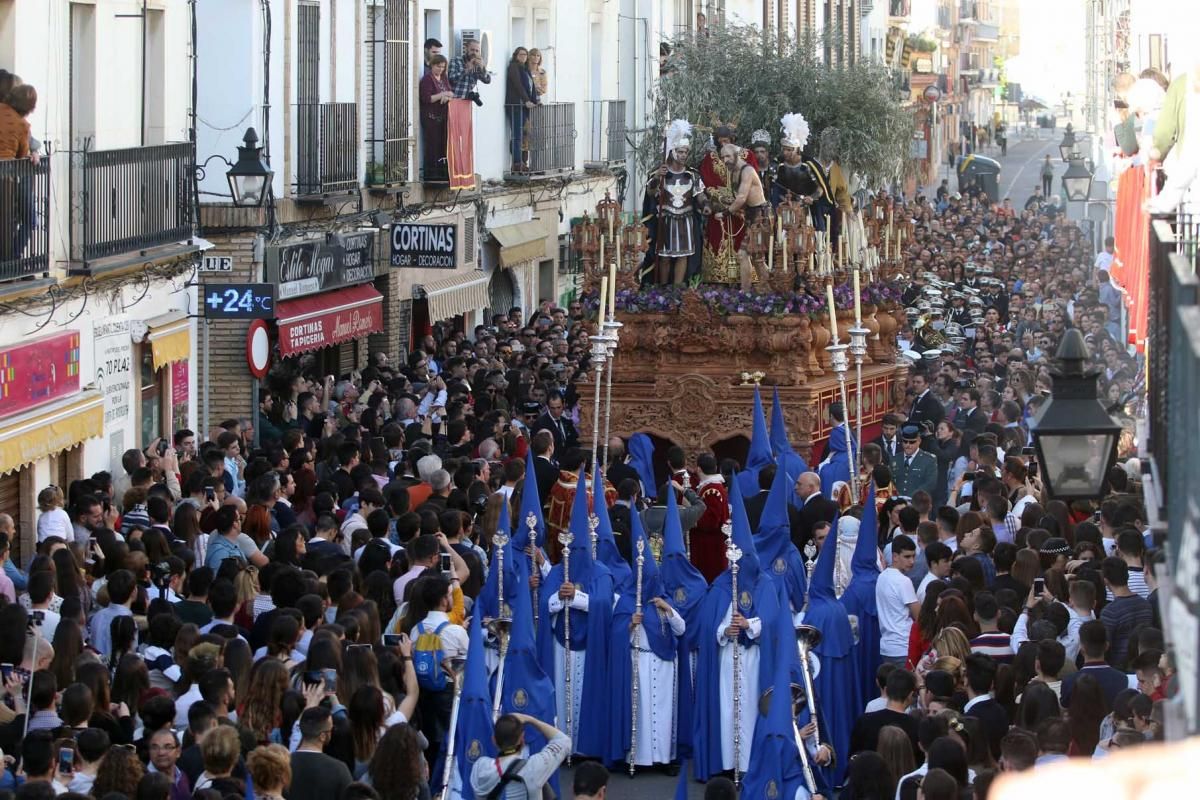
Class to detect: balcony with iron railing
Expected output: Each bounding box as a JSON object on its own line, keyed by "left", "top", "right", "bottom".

{"left": 294, "top": 102, "right": 360, "bottom": 199}
{"left": 0, "top": 155, "right": 51, "bottom": 288}
{"left": 504, "top": 102, "right": 576, "bottom": 181}
{"left": 584, "top": 100, "right": 627, "bottom": 171}
{"left": 68, "top": 141, "right": 197, "bottom": 273}
{"left": 365, "top": 0, "right": 411, "bottom": 190}
{"left": 889, "top": 0, "right": 912, "bottom": 21}
{"left": 960, "top": 0, "right": 978, "bottom": 22}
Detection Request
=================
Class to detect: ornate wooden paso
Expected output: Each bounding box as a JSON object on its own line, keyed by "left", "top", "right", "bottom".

{"left": 581, "top": 290, "right": 909, "bottom": 464}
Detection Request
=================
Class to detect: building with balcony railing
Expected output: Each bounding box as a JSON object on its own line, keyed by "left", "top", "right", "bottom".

{"left": 0, "top": 0, "right": 203, "bottom": 562}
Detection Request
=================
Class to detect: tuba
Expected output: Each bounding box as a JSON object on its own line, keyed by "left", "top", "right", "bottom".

{"left": 795, "top": 624, "right": 824, "bottom": 752}
{"left": 436, "top": 656, "right": 468, "bottom": 800}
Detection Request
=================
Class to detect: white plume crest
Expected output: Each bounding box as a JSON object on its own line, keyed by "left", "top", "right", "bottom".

{"left": 780, "top": 112, "right": 810, "bottom": 149}
{"left": 665, "top": 119, "right": 693, "bottom": 153}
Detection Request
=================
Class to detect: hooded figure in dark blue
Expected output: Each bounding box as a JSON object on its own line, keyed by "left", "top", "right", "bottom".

{"left": 477, "top": 498, "right": 521, "bottom": 680}
{"left": 498, "top": 549, "right": 561, "bottom": 798}
{"left": 756, "top": 456, "right": 809, "bottom": 622}
{"left": 627, "top": 432, "right": 658, "bottom": 500}
{"left": 736, "top": 387, "right": 774, "bottom": 499}
{"left": 817, "top": 402, "right": 857, "bottom": 498}
{"left": 802, "top": 510, "right": 861, "bottom": 789}
{"left": 454, "top": 600, "right": 496, "bottom": 799}
{"left": 770, "top": 388, "right": 810, "bottom": 511}
{"left": 742, "top": 605, "right": 813, "bottom": 800}
{"left": 593, "top": 459, "right": 632, "bottom": 591}
{"left": 536, "top": 468, "right": 614, "bottom": 759}
{"left": 839, "top": 482, "right": 883, "bottom": 705}
{"left": 607, "top": 506, "right": 687, "bottom": 769}
{"left": 658, "top": 483, "right": 708, "bottom": 760}
{"left": 693, "top": 477, "right": 782, "bottom": 780}
{"left": 518, "top": 447, "right": 549, "bottom": 633}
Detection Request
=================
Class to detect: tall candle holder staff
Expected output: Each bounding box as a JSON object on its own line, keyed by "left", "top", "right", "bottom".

{"left": 849, "top": 264, "right": 870, "bottom": 459}
{"left": 825, "top": 282, "right": 858, "bottom": 500}
{"left": 589, "top": 278, "right": 611, "bottom": 523}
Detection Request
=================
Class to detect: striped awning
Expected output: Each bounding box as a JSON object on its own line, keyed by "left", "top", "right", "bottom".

{"left": 0, "top": 390, "right": 104, "bottom": 476}
{"left": 423, "top": 272, "right": 490, "bottom": 323}
{"left": 145, "top": 311, "right": 191, "bottom": 370}
{"left": 491, "top": 221, "right": 547, "bottom": 267}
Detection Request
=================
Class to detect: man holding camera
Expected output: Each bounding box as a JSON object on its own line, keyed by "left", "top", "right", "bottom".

{"left": 449, "top": 40, "right": 491, "bottom": 106}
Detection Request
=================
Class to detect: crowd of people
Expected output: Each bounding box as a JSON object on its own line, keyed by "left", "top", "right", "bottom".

{"left": 0, "top": 150, "right": 1168, "bottom": 800}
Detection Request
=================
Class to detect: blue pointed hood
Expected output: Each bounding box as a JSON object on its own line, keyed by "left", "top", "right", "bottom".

{"left": 770, "top": 387, "right": 794, "bottom": 456}
{"left": 728, "top": 476, "right": 761, "bottom": 586}
{"left": 853, "top": 482, "right": 881, "bottom": 577}
{"left": 627, "top": 433, "right": 658, "bottom": 500}
{"left": 741, "top": 608, "right": 807, "bottom": 800}
{"left": 755, "top": 455, "right": 808, "bottom": 613}
{"left": 736, "top": 387, "right": 773, "bottom": 497}
{"left": 659, "top": 483, "right": 708, "bottom": 629}
{"left": 566, "top": 467, "right": 596, "bottom": 581}
{"left": 809, "top": 511, "right": 838, "bottom": 602}
{"left": 455, "top": 601, "right": 496, "bottom": 794}
{"left": 593, "top": 460, "right": 631, "bottom": 591}
{"left": 520, "top": 446, "right": 546, "bottom": 550}
{"left": 629, "top": 502, "right": 663, "bottom": 600}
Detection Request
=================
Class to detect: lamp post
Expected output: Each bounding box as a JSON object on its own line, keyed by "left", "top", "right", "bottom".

{"left": 1030, "top": 329, "right": 1121, "bottom": 500}
{"left": 1061, "top": 154, "right": 1094, "bottom": 202}
{"left": 226, "top": 128, "right": 274, "bottom": 207}
{"left": 1058, "top": 127, "right": 1076, "bottom": 162}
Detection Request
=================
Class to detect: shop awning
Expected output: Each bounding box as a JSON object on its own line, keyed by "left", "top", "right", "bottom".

{"left": 0, "top": 390, "right": 103, "bottom": 476}
{"left": 145, "top": 311, "right": 191, "bottom": 370}
{"left": 491, "top": 221, "right": 547, "bottom": 267}
{"left": 275, "top": 284, "right": 384, "bottom": 357}
{"left": 422, "top": 272, "right": 490, "bottom": 323}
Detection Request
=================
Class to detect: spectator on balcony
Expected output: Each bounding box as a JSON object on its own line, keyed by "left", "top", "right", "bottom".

{"left": 1, "top": 80, "right": 38, "bottom": 261}
{"left": 528, "top": 48, "right": 548, "bottom": 99}
{"left": 422, "top": 38, "right": 442, "bottom": 77}
{"left": 419, "top": 54, "right": 454, "bottom": 182}
{"left": 449, "top": 40, "right": 491, "bottom": 105}
{"left": 505, "top": 48, "right": 539, "bottom": 173}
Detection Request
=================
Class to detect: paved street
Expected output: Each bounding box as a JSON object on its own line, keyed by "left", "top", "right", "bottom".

{"left": 559, "top": 762, "right": 705, "bottom": 799}
{"left": 924, "top": 127, "right": 1065, "bottom": 205}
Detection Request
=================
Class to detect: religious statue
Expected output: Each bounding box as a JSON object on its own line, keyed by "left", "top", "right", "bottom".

{"left": 643, "top": 119, "right": 709, "bottom": 286}
{"left": 699, "top": 121, "right": 758, "bottom": 284}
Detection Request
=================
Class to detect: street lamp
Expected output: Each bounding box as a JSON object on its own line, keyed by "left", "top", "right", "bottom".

{"left": 1030, "top": 329, "right": 1121, "bottom": 500}
{"left": 226, "top": 128, "right": 274, "bottom": 207}
{"left": 1061, "top": 155, "right": 1094, "bottom": 202}
{"left": 1058, "top": 127, "right": 1076, "bottom": 161}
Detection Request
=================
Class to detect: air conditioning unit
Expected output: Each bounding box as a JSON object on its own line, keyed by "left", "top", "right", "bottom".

{"left": 459, "top": 28, "right": 493, "bottom": 67}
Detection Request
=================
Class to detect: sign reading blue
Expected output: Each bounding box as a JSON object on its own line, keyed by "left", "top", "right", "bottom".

{"left": 203, "top": 284, "right": 276, "bottom": 319}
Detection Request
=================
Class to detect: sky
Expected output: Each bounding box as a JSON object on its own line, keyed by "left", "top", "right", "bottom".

{"left": 909, "top": 0, "right": 1086, "bottom": 103}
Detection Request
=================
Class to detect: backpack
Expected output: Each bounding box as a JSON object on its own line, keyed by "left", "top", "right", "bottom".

{"left": 486, "top": 758, "right": 527, "bottom": 800}
{"left": 412, "top": 620, "right": 451, "bottom": 691}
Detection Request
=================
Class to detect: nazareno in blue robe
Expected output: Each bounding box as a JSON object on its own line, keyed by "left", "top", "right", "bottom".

{"left": 692, "top": 478, "right": 782, "bottom": 781}
{"left": 839, "top": 482, "right": 884, "bottom": 707}
{"left": 755, "top": 454, "right": 809, "bottom": 617}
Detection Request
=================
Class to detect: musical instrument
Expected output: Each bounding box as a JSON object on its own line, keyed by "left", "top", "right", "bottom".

{"left": 491, "top": 529, "right": 512, "bottom": 721}
{"left": 436, "top": 656, "right": 468, "bottom": 799}
{"left": 727, "top": 537, "right": 744, "bottom": 788}
{"left": 758, "top": 680, "right": 820, "bottom": 798}
{"left": 796, "top": 624, "right": 824, "bottom": 753}
{"left": 629, "top": 537, "right": 645, "bottom": 775}
{"left": 559, "top": 529, "right": 575, "bottom": 767}
{"left": 526, "top": 512, "right": 539, "bottom": 630}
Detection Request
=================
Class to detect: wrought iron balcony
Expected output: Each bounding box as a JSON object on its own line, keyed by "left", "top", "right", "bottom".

{"left": 0, "top": 155, "right": 51, "bottom": 285}
{"left": 69, "top": 142, "right": 196, "bottom": 270}
{"left": 294, "top": 101, "right": 360, "bottom": 198}
{"left": 365, "top": 0, "right": 412, "bottom": 189}
{"left": 584, "top": 100, "right": 627, "bottom": 170}
{"left": 504, "top": 102, "right": 576, "bottom": 180}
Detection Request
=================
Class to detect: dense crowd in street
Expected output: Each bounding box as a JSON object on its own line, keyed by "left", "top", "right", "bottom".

{"left": 0, "top": 143, "right": 1168, "bottom": 800}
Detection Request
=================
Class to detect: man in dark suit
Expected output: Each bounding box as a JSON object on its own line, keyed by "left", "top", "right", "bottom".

{"left": 744, "top": 464, "right": 801, "bottom": 538}
{"left": 531, "top": 390, "right": 579, "bottom": 453}
{"left": 530, "top": 429, "right": 559, "bottom": 509}
{"left": 871, "top": 413, "right": 903, "bottom": 467}
{"left": 906, "top": 372, "right": 945, "bottom": 432}
{"left": 964, "top": 654, "right": 1009, "bottom": 759}
{"left": 956, "top": 387, "right": 988, "bottom": 435}
{"left": 893, "top": 426, "right": 939, "bottom": 499}
{"left": 607, "top": 478, "right": 640, "bottom": 564}
{"left": 795, "top": 470, "right": 837, "bottom": 553}
{"left": 605, "top": 436, "right": 641, "bottom": 491}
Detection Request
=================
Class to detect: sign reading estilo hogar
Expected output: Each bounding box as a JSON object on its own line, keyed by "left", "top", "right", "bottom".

{"left": 264, "top": 232, "right": 377, "bottom": 299}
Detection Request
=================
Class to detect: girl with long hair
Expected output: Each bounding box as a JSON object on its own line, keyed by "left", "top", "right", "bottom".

{"left": 907, "top": 579, "right": 947, "bottom": 669}
{"left": 348, "top": 685, "right": 387, "bottom": 778}
{"left": 111, "top": 653, "right": 150, "bottom": 725}
{"left": 1066, "top": 673, "right": 1109, "bottom": 756}
{"left": 93, "top": 746, "right": 145, "bottom": 797}
{"left": 240, "top": 658, "right": 291, "bottom": 745}
{"left": 876, "top": 725, "right": 915, "bottom": 792}
{"left": 364, "top": 724, "right": 429, "bottom": 800}
{"left": 1016, "top": 680, "right": 1061, "bottom": 731}
{"left": 48, "top": 618, "right": 84, "bottom": 687}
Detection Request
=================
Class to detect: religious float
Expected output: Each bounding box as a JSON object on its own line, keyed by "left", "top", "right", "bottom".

{"left": 571, "top": 191, "right": 917, "bottom": 472}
